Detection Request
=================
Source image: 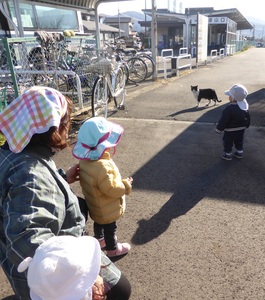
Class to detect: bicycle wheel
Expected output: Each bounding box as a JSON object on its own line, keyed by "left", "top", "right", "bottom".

{"left": 137, "top": 54, "right": 155, "bottom": 79}
{"left": 114, "top": 65, "right": 127, "bottom": 93}
{"left": 127, "top": 57, "right": 148, "bottom": 84}
{"left": 91, "top": 76, "right": 110, "bottom": 118}
{"left": 114, "top": 65, "right": 127, "bottom": 110}
{"left": 122, "top": 62, "right": 129, "bottom": 84}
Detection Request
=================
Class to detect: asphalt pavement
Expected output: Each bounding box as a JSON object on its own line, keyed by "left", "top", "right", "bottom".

{"left": 1, "top": 47, "right": 265, "bottom": 300}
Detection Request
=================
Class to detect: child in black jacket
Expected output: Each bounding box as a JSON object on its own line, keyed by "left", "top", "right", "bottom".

{"left": 216, "top": 83, "right": 250, "bottom": 160}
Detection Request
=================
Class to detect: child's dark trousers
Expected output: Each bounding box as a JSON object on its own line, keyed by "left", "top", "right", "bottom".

{"left": 94, "top": 221, "right": 117, "bottom": 250}
{"left": 223, "top": 129, "right": 245, "bottom": 153}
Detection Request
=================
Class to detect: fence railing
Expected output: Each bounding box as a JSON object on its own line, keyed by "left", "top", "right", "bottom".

{"left": 171, "top": 54, "right": 192, "bottom": 76}
{"left": 210, "top": 49, "right": 218, "bottom": 63}
{"left": 160, "top": 49, "right": 174, "bottom": 79}
{"left": 0, "top": 35, "right": 104, "bottom": 113}
{"left": 179, "top": 47, "right": 188, "bottom": 56}
{"left": 1, "top": 37, "right": 257, "bottom": 110}
{"left": 219, "top": 48, "right": 225, "bottom": 59}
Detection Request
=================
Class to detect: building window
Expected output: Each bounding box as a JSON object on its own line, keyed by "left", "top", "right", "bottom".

{"left": 7, "top": 1, "right": 79, "bottom": 30}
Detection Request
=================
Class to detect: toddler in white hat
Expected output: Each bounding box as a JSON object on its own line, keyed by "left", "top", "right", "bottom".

{"left": 17, "top": 235, "right": 101, "bottom": 300}
{"left": 224, "top": 83, "right": 249, "bottom": 111}
{"left": 216, "top": 83, "right": 250, "bottom": 160}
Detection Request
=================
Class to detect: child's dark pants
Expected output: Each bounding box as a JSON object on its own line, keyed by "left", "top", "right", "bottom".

{"left": 94, "top": 221, "right": 117, "bottom": 250}
{"left": 223, "top": 129, "right": 245, "bottom": 153}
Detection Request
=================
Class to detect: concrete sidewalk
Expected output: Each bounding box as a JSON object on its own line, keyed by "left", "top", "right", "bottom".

{"left": 63, "top": 117, "right": 265, "bottom": 300}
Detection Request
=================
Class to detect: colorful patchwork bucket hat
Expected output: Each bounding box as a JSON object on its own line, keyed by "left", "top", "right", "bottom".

{"left": 72, "top": 117, "right": 124, "bottom": 160}
{"left": 0, "top": 86, "right": 67, "bottom": 153}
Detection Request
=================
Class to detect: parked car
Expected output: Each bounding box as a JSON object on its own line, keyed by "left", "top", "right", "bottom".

{"left": 256, "top": 42, "right": 264, "bottom": 48}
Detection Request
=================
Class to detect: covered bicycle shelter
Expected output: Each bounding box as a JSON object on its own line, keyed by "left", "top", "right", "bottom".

{"left": 1, "top": 0, "right": 159, "bottom": 79}
{"left": 1, "top": 0, "right": 147, "bottom": 115}
{"left": 0, "top": 0, "right": 133, "bottom": 45}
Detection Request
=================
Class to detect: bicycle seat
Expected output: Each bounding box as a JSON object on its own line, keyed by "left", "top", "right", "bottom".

{"left": 67, "top": 50, "right": 77, "bottom": 56}
{"left": 124, "top": 50, "right": 137, "bottom": 56}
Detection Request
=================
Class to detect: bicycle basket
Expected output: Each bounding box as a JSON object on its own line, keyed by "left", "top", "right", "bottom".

{"left": 86, "top": 58, "right": 113, "bottom": 75}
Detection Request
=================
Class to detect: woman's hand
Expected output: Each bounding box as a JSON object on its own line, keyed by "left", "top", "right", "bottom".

{"left": 92, "top": 275, "right": 106, "bottom": 300}
{"left": 66, "top": 163, "right": 80, "bottom": 184}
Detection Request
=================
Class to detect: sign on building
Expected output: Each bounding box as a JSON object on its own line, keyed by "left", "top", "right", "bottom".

{"left": 208, "top": 17, "right": 227, "bottom": 24}
{"left": 196, "top": 13, "right": 208, "bottom": 65}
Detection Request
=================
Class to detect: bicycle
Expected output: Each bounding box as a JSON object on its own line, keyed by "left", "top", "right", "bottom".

{"left": 90, "top": 56, "right": 127, "bottom": 118}
{"left": 105, "top": 43, "right": 148, "bottom": 84}
{"left": 28, "top": 41, "right": 97, "bottom": 105}
{"left": 126, "top": 55, "right": 148, "bottom": 84}
{"left": 135, "top": 50, "right": 155, "bottom": 79}
{"left": 117, "top": 48, "right": 155, "bottom": 80}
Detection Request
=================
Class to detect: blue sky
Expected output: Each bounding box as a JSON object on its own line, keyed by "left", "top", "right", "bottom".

{"left": 98, "top": 0, "right": 265, "bottom": 23}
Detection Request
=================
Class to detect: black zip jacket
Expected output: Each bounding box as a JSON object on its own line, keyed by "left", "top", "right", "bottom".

{"left": 216, "top": 102, "right": 250, "bottom": 132}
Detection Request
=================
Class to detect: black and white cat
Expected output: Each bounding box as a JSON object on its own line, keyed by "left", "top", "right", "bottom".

{"left": 191, "top": 85, "right": 221, "bottom": 107}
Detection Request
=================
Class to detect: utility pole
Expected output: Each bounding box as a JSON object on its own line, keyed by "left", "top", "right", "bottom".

{"left": 151, "top": 0, "right": 157, "bottom": 80}
{"left": 118, "top": 5, "right": 121, "bottom": 38}
{"left": 144, "top": 0, "right": 147, "bottom": 42}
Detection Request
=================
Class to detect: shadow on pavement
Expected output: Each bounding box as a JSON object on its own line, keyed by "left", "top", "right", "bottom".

{"left": 247, "top": 88, "right": 265, "bottom": 126}
{"left": 131, "top": 88, "right": 265, "bottom": 245}
{"left": 167, "top": 105, "right": 208, "bottom": 117}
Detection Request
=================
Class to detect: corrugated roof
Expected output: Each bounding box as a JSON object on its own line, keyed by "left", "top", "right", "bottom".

{"left": 83, "top": 20, "right": 122, "bottom": 33}
{"left": 204, "top": 8, "right": 253, "bottom": 30}
{"left": 104, "top": 17, "right": 133, "bottom": 22}
{"left": 30, "top": 0, "right": 132, "bottom": 11}
{"left": 143, "top": 8, "right": 253, "bottom": 30}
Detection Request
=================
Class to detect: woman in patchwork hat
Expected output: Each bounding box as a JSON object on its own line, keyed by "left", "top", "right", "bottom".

{"left": 72, "top": 117, "right": 133, "bottom": 258}
{"left": 216, "top": 83, "right": 251, "bottom": 160}
{"left": 0, "top": 86, "right": 131, "bottom": 300}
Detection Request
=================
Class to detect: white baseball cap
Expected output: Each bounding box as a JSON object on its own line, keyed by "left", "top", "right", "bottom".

{"left": 18, "top": 235, "right": 101, "bottom": 300}
{"left": 224, "top": 83, "right": 249, "bottom": 111}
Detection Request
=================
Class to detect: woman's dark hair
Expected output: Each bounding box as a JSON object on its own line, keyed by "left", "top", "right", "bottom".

{"left": 27, "top": 96, "right": 73, "bottom": 151}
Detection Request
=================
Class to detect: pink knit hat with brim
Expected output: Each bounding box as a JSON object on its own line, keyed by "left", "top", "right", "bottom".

{"left": 72, "top": 117, "right": 124, "bottom": 160}
{"left": 17, "top": 235, "right": 101, "bottom": 300}
{"left": 224, "top": 83, "right": 249, "bottom": 111}
{"left": 0, "top": 86, "right": 67, "bottom": 153}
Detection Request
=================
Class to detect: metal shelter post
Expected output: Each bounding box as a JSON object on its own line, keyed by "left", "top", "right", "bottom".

{"left": 95, "top": 4, "right": 101, "bottom": 49}
{"left": 151, "top": 0, "right": 157, "bottom": 80}
{"left": 13, "top": 0, "right": 24, "bottom": 37}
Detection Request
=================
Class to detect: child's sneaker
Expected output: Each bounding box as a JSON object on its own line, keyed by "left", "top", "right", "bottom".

{"left": 221, "top": 153, "right": 232, "bottom": 161}
{"left": 107, "top": 243, "right": 131, "bottom": 257}
{"left": 233, "top": 151, "right": 243, "bottom": 159}
{"left": 97, "top": 238, "right": 106, "bottom": 249}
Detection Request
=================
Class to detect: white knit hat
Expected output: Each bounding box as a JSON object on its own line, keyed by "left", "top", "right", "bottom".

{"left": 17, "top": 236, "right": 101, "bottom": 300}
